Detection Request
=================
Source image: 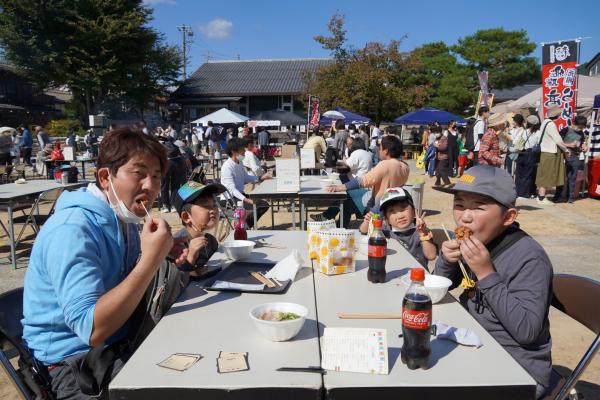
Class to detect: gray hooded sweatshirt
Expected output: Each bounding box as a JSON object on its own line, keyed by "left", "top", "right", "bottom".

{"left": 434, "top": 228, "right": 553, "bottom": 391}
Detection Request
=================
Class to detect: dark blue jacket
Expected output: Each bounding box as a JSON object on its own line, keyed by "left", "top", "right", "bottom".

{"left": 22, "top": 129, "right": 33, "bottom": 147}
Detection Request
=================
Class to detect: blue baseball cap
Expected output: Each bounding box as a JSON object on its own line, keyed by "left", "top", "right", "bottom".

{"left": 434, "top": 165, "right": 517, "bottom": 209}
{"left": 173, "top": 181, "right": 226, "bottom": 214}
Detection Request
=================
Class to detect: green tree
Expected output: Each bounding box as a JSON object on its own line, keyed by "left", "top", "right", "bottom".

{"left": 307, "top": 15, "right": 424, "bottom": 122}
{"left": 452, "top": 28, "right": 539, "bottom": 90}
{"left": 405, "top": 42, "right": 476, "bottom": 114}
{"left": 122, "top": 41, "right": 181, "bottom": 118}
{"left": 0, "top": 0, "right": 180, "bottom": 122}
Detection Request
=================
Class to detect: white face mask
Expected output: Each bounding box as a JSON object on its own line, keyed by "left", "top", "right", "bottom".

{"left": 107, "top": 175, "right": 144, "bottom": 224}
{"left": 392, "top": 222, "right": 415, "bottom": 233}
{"left": 236, "top": 154, "right": 245, "bottom": 163}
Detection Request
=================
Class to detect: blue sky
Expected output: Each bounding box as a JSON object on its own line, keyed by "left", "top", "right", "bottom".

{"left": 146, "top": 0, "right": 599, "bottom": 75}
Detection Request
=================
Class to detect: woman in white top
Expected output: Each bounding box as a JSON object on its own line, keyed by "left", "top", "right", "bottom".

{"left": 501, "top": 115, "right": 524, "bottom": 175}
{"left": 534, "top": 106, "right": 568, "bottom": 205}
{"left": 341, "top": 137, "right": 373, "bottom": 178}
{"left": 514, "top": 115, "right": 541, "bottom": 199}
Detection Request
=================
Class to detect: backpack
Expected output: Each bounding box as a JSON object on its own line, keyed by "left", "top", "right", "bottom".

{"left": 208, "top": 127, "right": 219, "bottom": 142}
{"left": 324, "top": 147, "right": 338, "bottom": 167}
{"left": 465, "top": 121, "right": 476, "bottom": 151}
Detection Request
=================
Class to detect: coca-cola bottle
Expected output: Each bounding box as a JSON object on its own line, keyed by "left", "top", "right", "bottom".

{"left": 233, "top": 201, "right": 248, "bottom": 240}
{"left": 401, "top": 268, "right": 432, "bottom": 370}
{"left": 367, "top": 219, "right": 387, "bottom": 283}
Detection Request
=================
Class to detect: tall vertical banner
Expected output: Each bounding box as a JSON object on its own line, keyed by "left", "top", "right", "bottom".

{"left": 542, "top": 41, "right": 579, "bottom": 130}
{"left": 475, "top": 71, "right": 494, "bottom": 116}
{"left": 308, "top": 95, "right": 320, "bottom": 130}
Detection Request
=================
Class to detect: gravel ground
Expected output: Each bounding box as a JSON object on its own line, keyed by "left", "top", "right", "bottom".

{"left": 1, "top": 160, "right": 599, "bottom": 398}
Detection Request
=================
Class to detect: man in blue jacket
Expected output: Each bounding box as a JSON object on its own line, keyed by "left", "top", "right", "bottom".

{"left": 20, "top": 125, "right": 33, "bottom": 166}
{"left": 22, "top": 127, "right": 183, "bottom": 399}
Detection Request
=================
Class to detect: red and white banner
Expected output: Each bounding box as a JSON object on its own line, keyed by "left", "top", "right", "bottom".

{"left": 541, "top": 41, "right": 578, "bottom": 130}
{"left": 308, "top": 95, "right": 320, "bottom": 130}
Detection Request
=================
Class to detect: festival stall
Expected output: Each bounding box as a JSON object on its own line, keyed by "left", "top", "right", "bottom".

{"left": 319, "top": 107, "right": 372, "bottom": 126}
{"left": 393, "top": 107, "right": 465, "bottom": 125}
{"left": 191, "top": 108, "right": 249, "bottom": 126}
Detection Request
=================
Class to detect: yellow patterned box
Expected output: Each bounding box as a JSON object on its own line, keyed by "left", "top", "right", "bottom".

{"left": 317, "top": 229, "right": 356, "bottom": 275}
{"left": 307, "top": 220, "right": 336, "bottom": 261}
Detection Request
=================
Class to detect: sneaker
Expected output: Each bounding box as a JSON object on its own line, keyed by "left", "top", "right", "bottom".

{"left": 170, "top": 208, "right": 177, "bottom": 213}
{"left": 160, "top": 207, "right": 170, "bottom": 213}
{"left": 310, "top": 213, "right": 327, "bottom": 222}
{"left": 536, "top": 198, "right": 553, "bottom": 205}
{"left": 516, "top": 196, "right": 529, "bottom": 201}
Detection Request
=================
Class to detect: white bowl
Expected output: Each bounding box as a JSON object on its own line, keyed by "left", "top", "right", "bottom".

{"left": 221, "top": 240, "right": 255, "bottom": 260}
{"left": 399, "top": 273, "right": 452, "bottom": 304}
{"left": 249, "top": 302, "right": 308, "bottom": 341}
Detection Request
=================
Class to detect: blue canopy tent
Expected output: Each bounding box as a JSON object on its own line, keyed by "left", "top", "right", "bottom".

{"left": 394, "top": 107, "right": 465, "bottom": 125}
{"left": 320, "top": 107, "right": 372, "bottom": 126}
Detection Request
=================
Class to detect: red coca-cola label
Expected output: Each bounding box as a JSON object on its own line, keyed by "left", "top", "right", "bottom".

{"left": 368, "top": 244, "right": 386, "bottom": 258}
{"left": 402, "top": 308, "right": 431, "bottom": 330}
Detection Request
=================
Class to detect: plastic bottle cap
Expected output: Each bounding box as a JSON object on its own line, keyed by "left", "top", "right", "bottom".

{"left": 372, "top": 219, "right": 382, "bottom": 228}
{"left": 410, "top": 268, "right": 425, "bottom": 281}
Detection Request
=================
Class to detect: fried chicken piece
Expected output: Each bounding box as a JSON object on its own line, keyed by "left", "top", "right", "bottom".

{"left": 454, "top": 226, "right": 473, "bottom": 241}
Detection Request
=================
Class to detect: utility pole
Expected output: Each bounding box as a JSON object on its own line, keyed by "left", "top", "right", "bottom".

{"left": 177, "top": 24, "right": 193, "bottom": 80}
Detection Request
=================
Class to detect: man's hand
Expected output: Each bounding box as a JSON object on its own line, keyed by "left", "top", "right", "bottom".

{"left": 186, "top": 235, "right": 208, "bottom": 265}
{"left": 459, "top": 236, "right": 494, "bottom": 280}
{"left": 244, "top": 197, "right": 254, "bottom": 205}
{"left": 325, "top": 184, "right": 345, "bottom": 193}
{"left": 363, "top": 211, "right": 373, "bottom": 224}
{"left": 441, "top": 239, "right": 461, "bottom": 264}
{"left": 260, "top": 171, "right": 273, "bottom": 181}
{"left": 140, "top": 217, "right": 173, "bottom": 264}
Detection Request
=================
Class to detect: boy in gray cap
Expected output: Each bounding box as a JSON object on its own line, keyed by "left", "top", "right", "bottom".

{"left": 434, "top": 165, "right": 553, "bottom": 399}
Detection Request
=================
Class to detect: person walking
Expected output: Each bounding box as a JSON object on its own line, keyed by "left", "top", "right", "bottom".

{"left": 434, "top": 126, "right": 451, "bottom": 187}
{"left": 561, "top": 116, "right": 588, "bottom": 203}
{"left": 505, "top": 115, "right": 526, "bottom": 175}
{"left": 333, "top": 119, "right": 349, "bottom": 158}
{"left": 446, "top": 121, "right": 459, "bottom": 177}
{"left": 20, "top": 126, "right": 33, "bottom": 166}
{"left": 535, "top": 106, "right": 568, "bottom": 205}
{"left": 514, "top": 115, "right": 541, "bottom": 199}
{"left": 467, "top": 106, "right": 489, "bottom": 163}
{"left": 159, "top": 138, "right": 186, "bottom": 213}
{"left": 478, "top": 125, "right": 503, "bottom": 167}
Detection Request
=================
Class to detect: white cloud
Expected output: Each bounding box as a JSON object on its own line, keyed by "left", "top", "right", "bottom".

{"left": 142, "top": 0, "right": 175, "bottom": 5}
{"left": 199, "top": 18, "right": 233, "bottom": 39}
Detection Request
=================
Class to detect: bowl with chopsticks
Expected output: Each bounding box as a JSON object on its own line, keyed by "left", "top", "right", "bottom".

{"left": 249, "top": 302, "right": 308, "bottom": 341}
{"left": 399, "top": 273, "right": 452, "bottom": 304}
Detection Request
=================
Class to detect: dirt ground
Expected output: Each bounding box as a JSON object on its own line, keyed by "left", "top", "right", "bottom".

{"left": 1, "top": 163, "right": 599, "bottom": 399}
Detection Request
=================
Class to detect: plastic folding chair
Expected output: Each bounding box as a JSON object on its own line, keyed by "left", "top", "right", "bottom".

{"left": 0, "top": 287, "right": 55, "bottom": 400}
{"left": 544, "top": 274, "right": 600, "bottom": 399}
{"left": 12, "top": 187, "right": 64, "bottom": 244}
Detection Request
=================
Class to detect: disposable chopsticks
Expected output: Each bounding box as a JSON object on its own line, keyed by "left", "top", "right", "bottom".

{"left": 337, "top": 313, "right": 402, "bottom": 319}
{"left": 249, "top": 271, "right": 276, "bottom": 288}
{"left": 441, "top": 224, "right": 471, "bottom": 282}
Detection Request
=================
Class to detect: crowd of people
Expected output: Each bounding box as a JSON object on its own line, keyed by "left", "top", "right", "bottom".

{"left": 9, "top": 104, "right": 596, "bottom": 399}
{"left": 420, "top": 105, "right": 591, "bottom": 204}
{"left": 15, "top": 124, "right": 556, "bottom": 399}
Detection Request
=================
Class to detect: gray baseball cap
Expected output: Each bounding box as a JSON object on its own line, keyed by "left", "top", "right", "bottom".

{"left": 434, "top": 165, "right": 517, "bottom": 209}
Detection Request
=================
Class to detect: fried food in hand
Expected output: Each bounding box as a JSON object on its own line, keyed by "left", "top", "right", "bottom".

{"left": 454, "top": 226, "right": 473, "bottom": 241}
